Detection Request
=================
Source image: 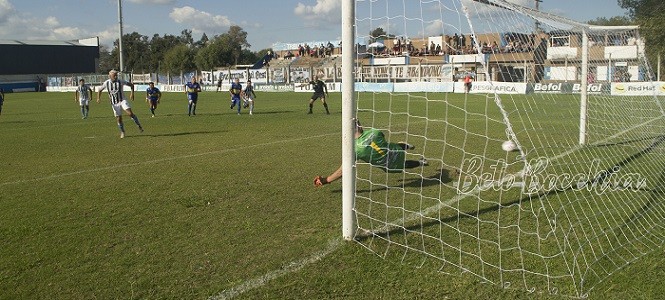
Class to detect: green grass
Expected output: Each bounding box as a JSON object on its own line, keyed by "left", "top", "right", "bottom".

{"left": 0, "top": 91, "right": 664, "bottom": 299}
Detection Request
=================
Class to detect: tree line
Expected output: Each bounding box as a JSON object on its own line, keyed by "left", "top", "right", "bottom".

{"left": 98, "top": 25, "right": 271, "bottom": 74}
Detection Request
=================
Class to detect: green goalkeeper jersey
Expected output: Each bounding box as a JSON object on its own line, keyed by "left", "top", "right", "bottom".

{"left": 355, "top": 128, "right": 406, "bottom": 171}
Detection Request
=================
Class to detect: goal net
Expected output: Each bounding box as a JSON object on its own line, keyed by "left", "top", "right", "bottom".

{"left": 342, "top": 0, "right": 665, "bottom": 297}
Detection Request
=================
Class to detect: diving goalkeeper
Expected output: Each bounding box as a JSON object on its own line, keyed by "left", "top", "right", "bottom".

{"left": 314, "top": 120, "right": 427, "bottom": 187}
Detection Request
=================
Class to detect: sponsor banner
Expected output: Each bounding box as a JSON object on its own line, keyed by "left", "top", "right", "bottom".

{"left": 160, "top": 85, "right": 185, "bottom": 92}
{"left": 293, "top": 82, "right": 342, "bottom": 93}
{"left": 532, "top": 83, "right": 610, "bottom": 94}
{"left": 454, "top": 81, "right": 527, "bottom": 94}
{"left": 394, "top": 82, "right": 453, "bottom": 93}
{"left": 611, "top": 82, "right": 665, "bottom": 96}
{"left": 355, "top": 82, "right": 394, "bottom": 93}
{"left": 255, "top": 84, "right": 293, "bottom": 92}
{"left": 47, "top": 86, "right": 77, "bottom": 92}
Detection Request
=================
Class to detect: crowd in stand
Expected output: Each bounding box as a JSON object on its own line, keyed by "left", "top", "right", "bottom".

{"left": 283, "top": 42, "right": 339, "bottom": 60}
{"left": 378, "top": 33, "right": 536, "bottom": 57}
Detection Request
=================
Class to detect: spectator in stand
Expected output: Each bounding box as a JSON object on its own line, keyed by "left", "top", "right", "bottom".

{"left": 452, "top": 33, "right": 459, "bottom": 49}
{"left": 305, "top": 44, "right": 311, "bottom": 56}
{"left": 298, "top": 44, "right": 304, "bottom": 56}
{"left": 491, "top": 41, "right": 499, "bottom": 53}
{"left": 429, "top": 41, "right": 436, "bottom": 55}
{"left": 285, "top": 50, "right": 295, "bottom": 59}
{"left": 435, "top": 44, "right": 442, "bottom": 55}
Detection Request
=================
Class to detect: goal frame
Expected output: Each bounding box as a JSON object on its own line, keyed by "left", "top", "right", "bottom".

{"left": 341, "top": 0, "right": 356, "bottom": 240}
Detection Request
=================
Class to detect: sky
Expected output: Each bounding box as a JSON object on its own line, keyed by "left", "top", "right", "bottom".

{"left": 0, "top": 0, "right": 629, "bottom": 51}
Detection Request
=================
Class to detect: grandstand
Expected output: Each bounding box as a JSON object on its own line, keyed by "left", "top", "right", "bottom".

{"left": 39, "top": 28, "right": 645, "bottom": 96}
{"left": 0, "top": 37, "right": 99, "bottom": 92}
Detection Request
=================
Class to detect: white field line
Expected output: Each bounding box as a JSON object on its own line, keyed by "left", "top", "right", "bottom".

{"left": 208, "top": 238, "right": 344, "bottom": 300}
{"left": 0, "top": 133, "right": 335, "bottom": 187}
{"left": 210, "top": 116, "right": 663, "bottom": 299}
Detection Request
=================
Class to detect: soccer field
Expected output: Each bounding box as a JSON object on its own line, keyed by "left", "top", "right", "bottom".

{"left": 1, "top": 91, "right": 664, "bottom": 299}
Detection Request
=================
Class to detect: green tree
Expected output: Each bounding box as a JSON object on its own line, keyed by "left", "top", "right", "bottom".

{"left": 587, "top": 16, "right": 634, "bottom": 26}
{"left": 226, "top": 25, "right": 251, "bottom": 65}
{"left": 163, "top": 44, "right": 195, "bottom": 74}
{"left": 369, "top": 27, "right": 395, "bottom": 43}
{"left": 121, "top": 32, "right": 151, "bottom": 73}
{"left": 618, "top": 0, "right": 665, "bottom": 76}
{"left": 149, "top": 33, "right": 185, "bottom": 73}
{"left": 98, "top": 45, "right": 116, "bottom": 73}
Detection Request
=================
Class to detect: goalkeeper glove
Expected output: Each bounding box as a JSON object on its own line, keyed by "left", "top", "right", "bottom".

{"left": 314, "top": 176, "right": 329, "bottom": 187}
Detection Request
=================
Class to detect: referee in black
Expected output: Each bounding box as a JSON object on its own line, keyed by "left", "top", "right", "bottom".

{"left": 301, "top": 76, "right": 330, "bottom": 114}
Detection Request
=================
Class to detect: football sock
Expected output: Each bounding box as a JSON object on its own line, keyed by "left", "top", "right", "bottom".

{"left": 323, "top": 103, "right": 330, "bottom": 114}
{"left": 118, "top": 123, "right": 125, "bottom": 133}
{"left": 131, "top": 115, "right": 141, "bottom": 127}
{"left": 81, "top": 106, "right": 85, "bottom": 117}
{"left": 309, "top": 103, "right": 313, "bottom": 113}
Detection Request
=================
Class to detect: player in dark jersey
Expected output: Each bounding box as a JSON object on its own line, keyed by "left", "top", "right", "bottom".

{"left": 229, "top": 78, "right": 243, "bottom": 115}
{"left": 185, "top": 77, "right": 202, "bottom": 116}
{"left": 314, "top": 119, "right": 428, "bottom": 186}
{"left": 145, "top": 82, "right": 161, "bottom": 117}
{"left": 0, "top": 87, "right": 4, "bottom": 116}
{"left": 299, "top": 76, "right": 330, "bottom": 114}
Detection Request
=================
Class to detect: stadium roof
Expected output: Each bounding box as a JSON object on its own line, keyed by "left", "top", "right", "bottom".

{"left": 0, "top": 37, "right": 99, "bottom": 47}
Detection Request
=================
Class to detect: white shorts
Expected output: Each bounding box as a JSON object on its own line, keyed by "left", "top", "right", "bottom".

{"left": 79, "top": 99, "right": 90, "bottom": 106}
{"left": 111, "top": 100, "right": 131, "bottom": 117}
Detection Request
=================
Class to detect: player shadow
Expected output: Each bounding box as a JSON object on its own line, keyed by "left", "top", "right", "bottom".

{"left": 590, "top": 134, "right": 663, "bottom": 148}
{"left": 132, "top": 130, "right": 225, "bottom": 138}
{"left": 0, "top": 120, "right": 36, "bottom": 124}
{"left": 400, "top": 168, "right": 459, "bottom": 187}
{"left": 332, "top": 168, "right": 458, "bottom": 194}
{"left": 200, "top": 110, "right": 297, "bottom": 116}
{"left": 355, "top": 135, "right": 665, "bottom": 241}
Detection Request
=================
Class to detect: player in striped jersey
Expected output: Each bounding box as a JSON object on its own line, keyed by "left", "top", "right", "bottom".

{"left": 243, "top": 79, "right": 257, "bottom": 115}
{"left": 96, "top": 70, "right": 143, "bottom": 139}
{"left": 75, "top": 79, "right": 93, "bottom": 119}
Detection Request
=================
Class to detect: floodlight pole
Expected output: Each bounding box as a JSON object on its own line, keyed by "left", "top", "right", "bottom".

{"left": 341, "top": 0, "right": 357, "bottom": 240}
{"left": 118, "top": 0, "right": 125, "bottom": 73}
